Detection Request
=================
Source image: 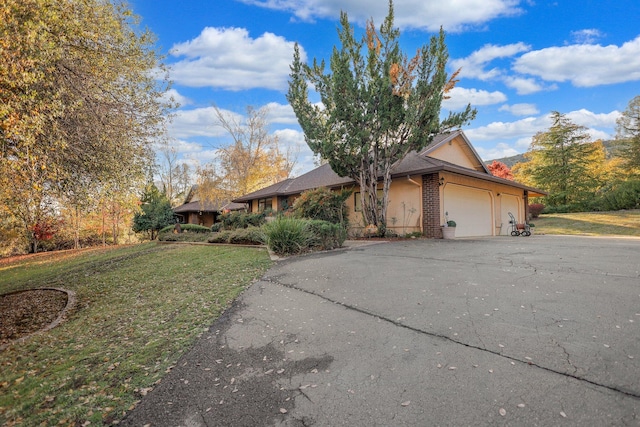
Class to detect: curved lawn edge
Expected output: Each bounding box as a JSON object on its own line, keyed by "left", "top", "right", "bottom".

{"left": 0, "top": 287, "right": 76, "bottom": 351}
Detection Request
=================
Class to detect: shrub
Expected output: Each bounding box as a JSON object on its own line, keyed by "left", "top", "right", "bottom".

{"left": 207, "top": 227, "right": 264, "bottom": 245}
{"left": 159, "top": 223, "right": 211, "bottom": 234}
{"left": 528, "top": 203, "right": 545, "bottom": 218}
{"left": 591, "top": 179, "right": 640, "bottom": 211}
{"left": 227, "top": 227, "right": 265, "bottom": 245}
{"left": 292, "top": 187, "right": 351, "bottom": 227}
{"left": 262, "top": 217, "right": 315, "bottom": 256}
{"left": 208, "top": 230, "right": 234, "bottom": 244}
{"left": 219, "top": 211, "right": 266, "bottom": 230}
{"left": 210, "top": 223, "right": 223, "bottom": 232}
{"left": 306, "top": 220, "right": 347, "bottom": 250}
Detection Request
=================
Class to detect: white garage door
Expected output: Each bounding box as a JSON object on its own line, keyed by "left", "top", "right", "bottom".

{"left": 500, "top": 194, "right": 521, "bottom": 236}
{"left": 443, "top": 184, "right": 493, "bottom": 237}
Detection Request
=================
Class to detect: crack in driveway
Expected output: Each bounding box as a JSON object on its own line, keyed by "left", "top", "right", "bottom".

{"left": 262, "top": 276, "right": 640, "bottom": 401}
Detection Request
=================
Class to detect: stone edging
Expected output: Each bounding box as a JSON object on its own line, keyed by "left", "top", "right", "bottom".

{"left": 0, "top": 287, "right": 77, "bottom": 351}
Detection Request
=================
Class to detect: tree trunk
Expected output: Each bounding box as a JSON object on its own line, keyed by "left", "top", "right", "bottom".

{"left": 74, "top": 206, "right": 80, "bottom": 249}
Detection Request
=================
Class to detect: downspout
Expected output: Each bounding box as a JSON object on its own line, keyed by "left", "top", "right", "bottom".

{"left": 406, "top": 176, "right": 422, "bottom": 233}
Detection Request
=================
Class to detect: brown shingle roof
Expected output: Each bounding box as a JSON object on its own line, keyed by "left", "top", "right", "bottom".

{"left": 233, "top": 131, "right": 546, "bottom": 201}
{"left": 173, "top": 200, "right": 246, "bottom": 214}
{"left": 233, "top": 165, "right": 352, "bottom": 202}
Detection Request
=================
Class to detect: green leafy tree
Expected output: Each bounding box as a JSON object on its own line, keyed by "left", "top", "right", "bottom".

{"left": 616, "top": 95, "right": 640, "bottom": 174}
{"left": 524, "top": 111, "right": 604, "bottom": 208}
{"left": 287, "top": 1, "right": 475, "bottom": 235}
{"left": 132, "top": 184, "right": 175, "bottom": 240}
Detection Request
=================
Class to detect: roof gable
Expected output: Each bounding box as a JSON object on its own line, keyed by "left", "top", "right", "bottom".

{"left": 421, "top": 131, "right": 490, "bottom": 174}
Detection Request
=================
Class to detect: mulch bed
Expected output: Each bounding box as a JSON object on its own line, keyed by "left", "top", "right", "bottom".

{"left": 0, "top": 289, "right": 68, "bottom": 347}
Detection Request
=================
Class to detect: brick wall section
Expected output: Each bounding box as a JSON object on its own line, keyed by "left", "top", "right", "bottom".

{"left": 422, "top": 174, "right": 442, "bottom": 238}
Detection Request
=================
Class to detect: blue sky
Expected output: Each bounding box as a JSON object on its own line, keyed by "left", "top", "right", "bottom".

{"left": 131, "top": 0, "right": 640, "bottom": 175}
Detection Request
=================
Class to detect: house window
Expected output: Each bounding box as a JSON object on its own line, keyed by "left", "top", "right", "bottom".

{"left": 258, "top": 197, "right": 272, "bottom": 212}
{"left": 354, "top": 190, "right": 384, "bottom": 212}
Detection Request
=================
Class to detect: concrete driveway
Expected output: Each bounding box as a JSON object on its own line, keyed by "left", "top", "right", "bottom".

{"left": 122, "top": 236, "right": 640, "bottom": 426}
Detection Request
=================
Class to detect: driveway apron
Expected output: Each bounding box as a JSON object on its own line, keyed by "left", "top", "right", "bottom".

{"left": 122, "top": 236, "right": 640, "bottom": 426}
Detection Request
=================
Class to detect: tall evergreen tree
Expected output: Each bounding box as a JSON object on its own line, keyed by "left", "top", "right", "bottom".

{"left": 525, "top": 111, "right": 603, "bottom": 208}
{"left": 287, "top": 1, "right": 475, "bottom": 235}
{"left": 132, "top": 184, "right": 174, "bottom": 240}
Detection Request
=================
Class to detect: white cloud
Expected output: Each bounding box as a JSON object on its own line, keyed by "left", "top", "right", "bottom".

{"left": 170, "top": 138, "right": 205, "bottom": 155}
{"left": 160, "top": 89, "right": 192, "bottom": 107}
{"left": 241, "top": 0, "right": 523, "bottom": 32}
{"left": 498, "top": 103, "right": 539, "bottom": 116}
{"left": 502, "top": 76, "right": 553, "bottom": 94}
{"left": 513, "top": 35, "right": 640, "bottom": 87}
{"left": 566, "top": 109, "right": 621, "bottom": 128}
{"left": 184, "top": 149, "right": 222, "bottom": 165}
{"left": 273, "top": 128, "right": 316, "bottom": 174}
{"left": 263, "top": 102, "right": 299, "bottom": 124}
{"left": 466, "top": 116, "right": 550, "bottom": 142}
{"left": 468, "top": 108, "right": 620, "bottom": 160}
{"left": 475, "top": 142, "right": 519, "bottom": 160}
{"left": 442, "top": 87, "right": 507, "bottom": 110}
{"left": 168, "top": 27, "right": 305, "bottom": 91}
{"left": 450, "top": 42, "right": 530, "bottom": 80}
{"left": 169, "top": 107, "right": 245, "bottom": 139}
{"left": 571, "top": 29, "right": 604, "bottom": 45}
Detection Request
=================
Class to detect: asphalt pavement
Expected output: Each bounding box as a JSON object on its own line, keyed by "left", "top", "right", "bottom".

{"left": 121, "top": 235, "right": 640, "bottom": 426}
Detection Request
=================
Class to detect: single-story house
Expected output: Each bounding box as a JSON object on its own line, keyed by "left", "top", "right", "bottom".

{"left": 233, "top": 131, "right": 545, "bottom": 238}
{"left": 173, "top": 186, "right": 245, "bottom": 227}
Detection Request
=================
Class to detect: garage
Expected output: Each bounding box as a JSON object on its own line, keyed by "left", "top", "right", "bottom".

{"left": 499, "top": 194, "right": 522, "bottom": 236}
{"left": 443, "top": 184, "right": 493, "bottom": 237}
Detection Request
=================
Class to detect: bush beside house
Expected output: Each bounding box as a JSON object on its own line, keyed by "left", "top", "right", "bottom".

{"left": 262, "top": 217, "right": 346, "bottom": 256}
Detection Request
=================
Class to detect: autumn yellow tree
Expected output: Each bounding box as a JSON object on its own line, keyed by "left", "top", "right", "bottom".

{"left": 196, "top": 106, "right": 296, "bottom": 203}
{"left": 1, "top": 0, "right": 171, "bottom": 252}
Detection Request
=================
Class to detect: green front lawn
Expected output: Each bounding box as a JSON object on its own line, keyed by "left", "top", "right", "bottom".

{"left": 0, "top": 243, "right": 271, "bottom": 426}
{"left": 532, "top": 209, "right": 640, "bottom": 237}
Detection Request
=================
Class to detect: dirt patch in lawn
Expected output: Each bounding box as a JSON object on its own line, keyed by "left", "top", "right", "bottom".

{"left": 0, "top": 288, "right": 75, "bottom": 349}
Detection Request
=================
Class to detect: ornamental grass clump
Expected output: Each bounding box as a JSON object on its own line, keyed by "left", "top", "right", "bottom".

{"left": 262, "top": 217, "right": 314, "bottom": 256}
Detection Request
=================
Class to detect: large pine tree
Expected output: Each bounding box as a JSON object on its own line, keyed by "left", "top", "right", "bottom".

{"left": 525, "top": 111, "right": 604, "bottom": 207}
{"left": 287, "top": 0, "right": 475, "bottom": 235}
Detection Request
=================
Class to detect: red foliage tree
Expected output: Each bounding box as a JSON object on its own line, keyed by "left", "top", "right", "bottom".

{"left": 487, "top": 160, "right": 514, "bottom": 180}
{"left": 32, "top": 220, "right": 58, "bottom": 241}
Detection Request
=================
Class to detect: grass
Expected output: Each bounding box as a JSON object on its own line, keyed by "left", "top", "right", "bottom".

{"left": 0, "top": 243, "right": 272, "bottom": 426}
{"left": 532, "top": 209, "right": 640, "bottom": 237}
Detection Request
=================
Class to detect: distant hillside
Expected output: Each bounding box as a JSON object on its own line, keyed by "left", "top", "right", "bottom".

{"left": 485, "top": 140, "right": 622, "bottom": 168}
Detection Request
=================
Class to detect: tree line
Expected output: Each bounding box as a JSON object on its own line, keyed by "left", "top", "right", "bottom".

{"left": 1, "top": 0, "right": 171, "bottom": 254}
{"left": 2, "top": 0, "right": 636, "bottom": 254}
{"left": 509, "top": 98, "right": 640, "bottom": 213}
